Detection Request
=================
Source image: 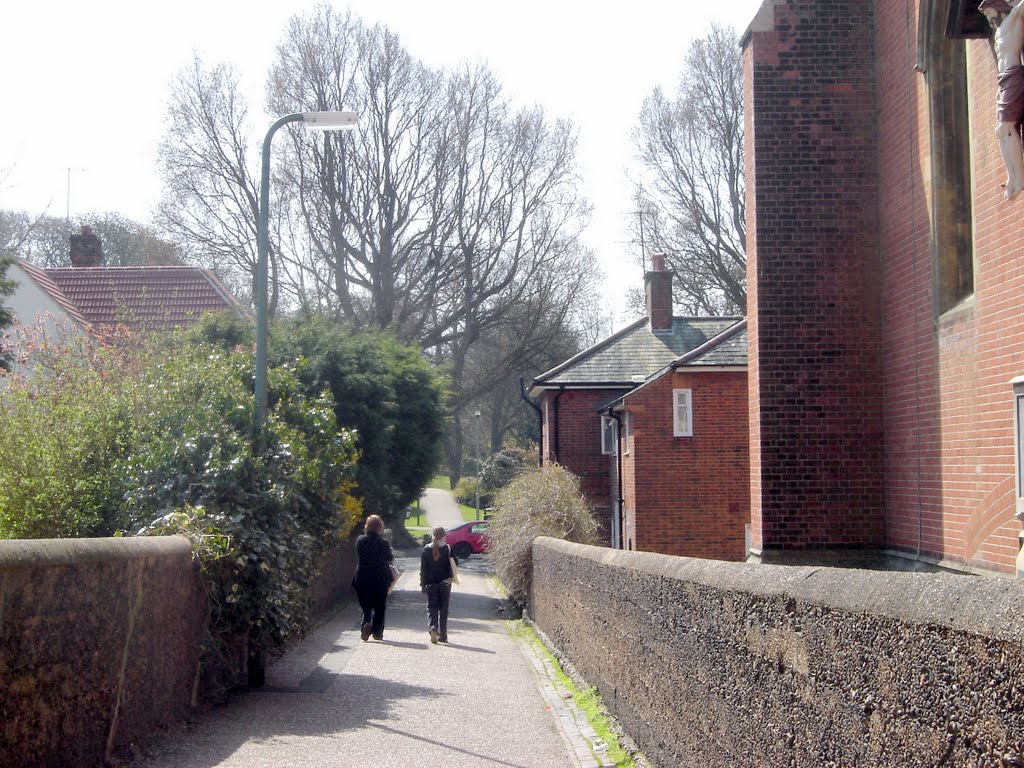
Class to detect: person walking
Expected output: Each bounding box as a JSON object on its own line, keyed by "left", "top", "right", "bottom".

{"left": 352, "top": 515, "right": 394, "bottom": 641}
{"left": 420, "top": 526, "right": 457, "bottom": 644}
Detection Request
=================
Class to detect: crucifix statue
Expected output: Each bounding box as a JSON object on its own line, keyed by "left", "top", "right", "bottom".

{"left": 981, "top": 0, "right": 1024, "bottom": 199}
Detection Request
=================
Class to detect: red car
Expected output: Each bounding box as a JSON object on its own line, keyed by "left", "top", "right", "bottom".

{"left": 445, "top": 521, "right": 489, "bottom": 558}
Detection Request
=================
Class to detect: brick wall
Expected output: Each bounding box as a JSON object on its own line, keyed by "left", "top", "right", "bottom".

{"left": 871, "top": 0, "right": 1023, "bottom": 573}
{"left": 531, "top": 538, "right": 1024, "bottom": 767}
{"left": 541, "top": 389, "right": 617, "bottom": 525}
{"left": 745, "top": 0, "right": 885, "bottom": 553}
{"left": 620, "top": 370, "right": 749, "bottom": 560}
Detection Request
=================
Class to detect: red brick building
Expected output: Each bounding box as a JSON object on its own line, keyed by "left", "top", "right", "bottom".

{"left": 530, "top": 256, "right": 748, "bottom": 556}
{"left": 605, "top": 320, "right": 749, "bottom": 559}
{"left": 744, "top": 0, "right": 1024, "bottom": 576}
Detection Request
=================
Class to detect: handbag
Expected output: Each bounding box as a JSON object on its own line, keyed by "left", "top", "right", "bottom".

{"left": 449, "top": 555, "right": 460, "bottom": 585}
{"left": 388, "top": 564, "right": 401, "bottom": 592}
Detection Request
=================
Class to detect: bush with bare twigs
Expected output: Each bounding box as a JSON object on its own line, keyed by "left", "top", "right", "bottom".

{"left": 487, "top": 463, "right": 598, "bottom": 607}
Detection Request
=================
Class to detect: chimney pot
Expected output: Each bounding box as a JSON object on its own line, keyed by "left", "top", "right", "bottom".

{"left": 652, "top": 252, "right": 666, "bottom": 272}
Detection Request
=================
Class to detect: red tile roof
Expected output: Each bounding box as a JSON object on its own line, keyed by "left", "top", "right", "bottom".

{"left": 44, "top": 266, "right": 246, "bottom": 332}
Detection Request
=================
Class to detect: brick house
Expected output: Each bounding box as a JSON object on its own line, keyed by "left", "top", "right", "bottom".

{"left": 743, "top": 0, "right": 1024, "bottom": 576}
{"left": 603, "top": 319, "right": 749, "bottom": 559}
{"left": 530, "top": 254, "right": 748, "bottom": 555}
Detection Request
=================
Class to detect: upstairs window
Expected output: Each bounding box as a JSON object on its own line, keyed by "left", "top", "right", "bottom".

{"left": 673, "top": 389, "right": 693, "bottom": 437}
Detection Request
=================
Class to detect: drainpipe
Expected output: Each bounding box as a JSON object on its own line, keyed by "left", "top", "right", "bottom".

{"left": 519, "top": 377, "right": 544, "bottom": 467}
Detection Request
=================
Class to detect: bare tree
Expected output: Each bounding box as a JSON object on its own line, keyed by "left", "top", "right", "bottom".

{"left": 156, "top": 3, "right": 601, "bottom": 483}
{"left": 633, "top": 24, "right": 745, "bottom": 315}
{"left": 157, "top": 55, "right": 263, "bottom": 308}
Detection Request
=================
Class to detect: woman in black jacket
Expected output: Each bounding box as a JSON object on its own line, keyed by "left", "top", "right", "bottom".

{"left": 420, "top": 526, "right": 457, "bottom": 644}
{"left": 352, "top": 515, "right": 394, "bottom": 641}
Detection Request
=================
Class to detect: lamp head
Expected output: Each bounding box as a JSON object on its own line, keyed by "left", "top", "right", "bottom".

{"left": 301, "top": 111, "right": 359, "bottom": 130}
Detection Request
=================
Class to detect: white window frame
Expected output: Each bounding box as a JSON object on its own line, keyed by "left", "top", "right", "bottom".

{"left": 601, "top": 415, "right": 618, "bottom": 455}
{"left": 1013, "top": 377, "right": 1024, "bottom": 521}
{"left": 673, "top": 388, "right": 693, "bottom": 437}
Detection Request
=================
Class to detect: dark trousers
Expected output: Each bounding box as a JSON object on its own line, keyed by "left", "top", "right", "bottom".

{"left": 357, "top": 585, "right": 388, "bottom": 637}
{"left": 424, "top": 581, "right": 452, "bottom": 639}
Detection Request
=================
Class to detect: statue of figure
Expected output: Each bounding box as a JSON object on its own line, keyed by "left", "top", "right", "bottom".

{"left": 981, "top": 0, "right": 1024, "bottom": 200}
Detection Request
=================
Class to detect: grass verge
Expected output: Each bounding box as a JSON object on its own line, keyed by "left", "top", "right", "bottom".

{"left": 509, "top": 620, "right": 634, "bottom": 767}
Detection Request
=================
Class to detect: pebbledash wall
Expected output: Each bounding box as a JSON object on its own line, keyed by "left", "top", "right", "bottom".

{"left": 745, "top": 0, "right": 1024, "bottom": 573}
{"left": 531, "top": 537, "right": 1024, "bottom": 767}
{"left": 0, "top": 538, "right": 206, "bottom": 768}
{"left": 0, "top": 536, "right": 357, "bottom": 768}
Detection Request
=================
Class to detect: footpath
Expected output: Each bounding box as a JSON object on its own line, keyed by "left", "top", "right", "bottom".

{"left": 137, "top": 490, "right": 610, "bottom": 768}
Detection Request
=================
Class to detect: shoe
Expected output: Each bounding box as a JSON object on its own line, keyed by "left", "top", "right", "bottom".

{"left": 438, "top": 636, "right": 448, "bottom": 644}
{"left": 372, "top": 633, "right": 383, "bottom": 641}
{"left": 429, "top": 630, "right": 438, "bottom": 644}
{"left": 360, "top": 623, "right": 371, "bottom": 642}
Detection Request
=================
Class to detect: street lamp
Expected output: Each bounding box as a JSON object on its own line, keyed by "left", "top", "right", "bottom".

{"left": 254, "top": 111, "right": 358, "bottom": 432}
{"left": 474, "top": 410, "right": 481, "bottom": 520}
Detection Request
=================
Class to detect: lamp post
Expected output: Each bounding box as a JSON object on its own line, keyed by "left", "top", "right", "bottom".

{"left": 254, "top": 111, "right": 358, "bottom": 432}
{"left": 474, "top": 410, "right": 481, "bottom": 520}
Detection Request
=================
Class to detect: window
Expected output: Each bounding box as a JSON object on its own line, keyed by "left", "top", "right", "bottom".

{"left": 673, "top": 389, "right": 693, "bottom": 437}
{"left": 1013, "top": 377, "right": 1024, "bottom": 520}
{"left": 623, "top": 412, "right": 632, "bottom": 455}
{"left": 601, "top": 415, "right": 618, "bottom": 455}
{"left": 921, "top": 0, "right": 975, "bottom": 312}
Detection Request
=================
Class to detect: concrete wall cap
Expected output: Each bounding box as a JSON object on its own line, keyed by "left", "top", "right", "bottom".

{"left": 0, "top": 536, "right": 193, "bottom": 568}
{"left": 535, "top": 537, "right": 1024, "bottom": 641}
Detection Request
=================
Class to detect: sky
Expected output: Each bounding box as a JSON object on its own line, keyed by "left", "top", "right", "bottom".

{"left": 0, "top": 0, "right": 764, "bottom": 327}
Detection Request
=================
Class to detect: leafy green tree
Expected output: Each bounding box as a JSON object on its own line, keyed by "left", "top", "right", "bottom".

{"left": 271, "top": 314, "right": 446, "bottom": 524}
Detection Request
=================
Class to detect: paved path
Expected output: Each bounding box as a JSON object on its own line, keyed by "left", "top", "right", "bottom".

{"left": 418, "top": 487, "right": 466, "bottom": 530}
{"left": 138, "top": 550, "right": 602, "bottom": 767}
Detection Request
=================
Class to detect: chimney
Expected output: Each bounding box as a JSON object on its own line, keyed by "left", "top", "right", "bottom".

{"left": 644, "top": 252, "right": 674, "bottom": 332}
{"left": 69, "top": 225, "right": 103, "bottom": 268}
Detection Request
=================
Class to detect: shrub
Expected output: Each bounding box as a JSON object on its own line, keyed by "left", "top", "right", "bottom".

{"left": 0, "top": 338, "right": 139, "bottom": 537}
{"left": 126, "top": 342, "right": 360, "bottom": 655}
{"left": 454, "top": 476, "right": 479, "bottom": 506}
{"left": 487, "top": 463, "right": 598, "bottom": 607}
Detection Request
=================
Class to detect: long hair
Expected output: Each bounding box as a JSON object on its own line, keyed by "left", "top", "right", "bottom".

{"left": 365, "top": 515, "right": 384, "bottom": 534}
{"left": 432, "top": 526, "right": 447, "bottom": 561}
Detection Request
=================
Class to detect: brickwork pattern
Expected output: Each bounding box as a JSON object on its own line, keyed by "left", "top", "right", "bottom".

{"left": 746, "top": 0, "right": 884, "bottom": 552}
{"left": 620, "top": 371, "right": 749, "bottom": 560}
{"left": 541, "top": 389, "right": 615, "bottom": 537}
{"left": 872, "top": 0, "right": 1022, "bottom": 572}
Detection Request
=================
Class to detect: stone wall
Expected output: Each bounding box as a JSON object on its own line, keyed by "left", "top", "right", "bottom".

{"left": 0, "top": 537, "right": 206, "bottom": 768}
{"left": 531, "top": 537, "right": 1024, "bottom": 768}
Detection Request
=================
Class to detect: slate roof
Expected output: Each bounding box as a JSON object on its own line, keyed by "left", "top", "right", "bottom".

{"left": 670, "top": 318, "right": 748, "bottom": 369}
{"left": 602, "top": 318, "right": 748, "bottom": 409}
{"left": 531, "top": 316, "right": 744, "bottom": 392}
{"left": 43, "top": 266, "right": 246, "bottom": 332}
